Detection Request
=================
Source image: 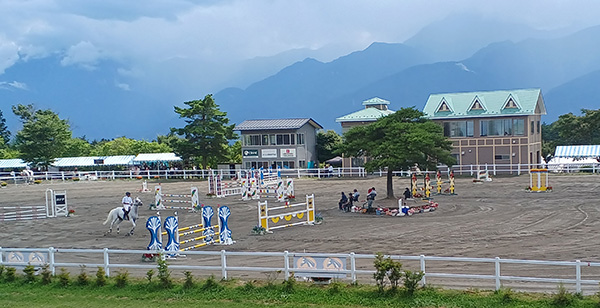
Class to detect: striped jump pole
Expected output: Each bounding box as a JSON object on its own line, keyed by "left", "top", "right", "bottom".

{"left": 154, "top": 185, "right": 199, "bottom": 211}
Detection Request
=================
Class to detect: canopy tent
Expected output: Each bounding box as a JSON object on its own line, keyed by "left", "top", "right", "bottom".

{"left": 53, "top": 155, "right": 135, "bottom": 167}
{"left": 0, "top": 158, "right": 28, "bottom": 169}
{"left": 133, "top": 153, "right": 182, "bottom": 163}
{"left": 554, "top": 145, "right": 600, "bottom": 158}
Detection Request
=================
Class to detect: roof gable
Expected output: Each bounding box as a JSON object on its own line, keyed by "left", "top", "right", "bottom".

{"left": 434, "top": 97, "right": 453, "bottom": 114}
{"left": 423, "top": 88, "right": 545, "bottom": 119}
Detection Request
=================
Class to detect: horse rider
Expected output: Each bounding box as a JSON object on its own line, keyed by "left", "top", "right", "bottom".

{"left": 122, "top": 192, "right": 133, "bottom": 220}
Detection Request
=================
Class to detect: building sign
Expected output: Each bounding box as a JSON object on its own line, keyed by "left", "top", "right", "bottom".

{"left": 280, "top": 148, "right": 296, "bottom": 158}
{"left": 261, "top": 149, "right": 277, "bottom": 158}
{"left": 243, "top": 149, "right": 259, "bottom": 158}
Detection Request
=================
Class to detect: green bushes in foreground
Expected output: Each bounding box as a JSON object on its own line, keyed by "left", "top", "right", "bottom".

{"left": 0, "top": 258, "right": 600, "bottom": 308}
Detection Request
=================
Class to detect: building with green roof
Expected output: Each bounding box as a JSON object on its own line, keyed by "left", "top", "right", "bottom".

{"left": 336, "top": 97, "right": 395, "bottom": 167}
{"left": 336, "top": 97, "right": 395, "bottom": 134}
{"left": 422, "top": 88, "right": 546, "bottom": 168}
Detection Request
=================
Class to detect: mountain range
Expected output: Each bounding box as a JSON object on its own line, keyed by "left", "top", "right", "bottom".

{"left": 2, "top": 17, "right": 600, "bottom": 140}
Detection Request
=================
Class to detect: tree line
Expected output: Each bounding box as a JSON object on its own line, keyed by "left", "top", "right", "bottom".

{"left": 0, "top": 95, "right": 240, "bottom": 169}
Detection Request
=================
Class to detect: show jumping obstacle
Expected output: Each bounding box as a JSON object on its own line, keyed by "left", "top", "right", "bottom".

{"left": 249, "top": 177, "right": 295, "bottom": 202}
{"left": 146, "top": 205, "right": 234, "bottom": 255}
{"left": 154, "top": 185, "right": 199, "bottom": 211}
{"left": 435, "top": 171, "right": 456, "bottom": 195}
{"left": 258, "top": 194, "right": 315, "bottom": 232}
{"left": 207, "top": 173, "right": 251, "bottom": 200}
{"left": 0, "top": 189, "right": 68, "bottom": 221}
{"left": 528, "top": 168, "right": 552, "bottom": 192}
{"left": 473, "top": 170, "right": 492, "bottom": 183}
{"left": 411, "top": 173, "right": 433, "bottom": 199}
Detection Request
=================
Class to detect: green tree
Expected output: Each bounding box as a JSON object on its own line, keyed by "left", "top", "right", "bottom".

{"left": 316, "top": 130, "right": 342, "bottom": 163}
{"left": 170, "top": 95, "right": 237, "bottom": 168}
{"left": 63, "top": 137, "right": 94, "bottom": 157}
{"left": 0, "top": 109, "right": 10, "bottom": 144}
{"left": 94, "top": 137, "right": 172, "bottom": 156}
{"left": 227, "top": 140, "right": 242, "bottom": 163}
{"left": 542, "top": 109, "right": 600, "bottom": 160}
{"left": 13, "top": 105, "right": 72, "bottom": 169}
{"left": 339, "top": 107, "right": 455, "bottom": 199}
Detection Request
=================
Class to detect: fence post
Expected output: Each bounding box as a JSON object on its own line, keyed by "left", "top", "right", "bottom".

{"left": 576, "top": 259, "right": 581, "bottom": 294}
{"left": 129, "top": 170, "right": 133, "bottom": 179}
{"left": 318, "top": 168, "right": 320, "bottom": 178}
{"left": 470, "top": 165, "right": 473, "bottom": 176}
{"left": 350, "top": 252, "right": 356, "bottom": 284}
{"left": 297, "top": 169, "right": 301, "bottom": 178}
{"left": 284, "top": 251, "right": 290, "bottom": 279}
{"left": 49, "top": 247, "right": 56, "bottom": 275}
{"left": 495, "top": 257, "right": 501, "bottom": 290}
{"left": 221, "top": 250, "right": 227, "bottom": 280}
{"left": 420, "top": 255, "right": 426, "bottom": 286}
{"left": 104, "top": 248, "right": 110, "bottom": 277}
{"left": 183, "top": 169, "right": 186, "bottom": 179}
{"left": 61, "top": 172, "right": 65, "bottom": 182}
{"left": 45, "top": 172, "right": 49, "bottom": 180}
{"left": 112, "top": 171, "right": 115, "bottom": 180}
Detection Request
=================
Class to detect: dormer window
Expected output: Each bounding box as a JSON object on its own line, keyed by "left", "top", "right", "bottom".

{"left": 503, "top": 95, "right": 520, "bottom": 109}
{"left": 436, "top": 98, "right": 452, "bottom": 113}
{"left": 470, "top": 99, "right": 484, "bottom": 110}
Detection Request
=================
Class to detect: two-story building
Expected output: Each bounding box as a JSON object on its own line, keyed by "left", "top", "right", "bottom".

{"left": 422, "top": 88, "right": 546, "bottom": 168}
{"left": 234, "top": 118, "right": 322, "bottom": 169}
{"left": 335, "top": 97, "right": 395, "bottom": 167}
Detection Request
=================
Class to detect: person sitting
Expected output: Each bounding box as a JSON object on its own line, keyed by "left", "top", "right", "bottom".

{"left": 403, "top": 187, "right": 412, "bottom": 200}
{"left": 338, "top": 192, "right": 348, "bottom": 211}
{"left": 351, "top": 189, "right": 360, "bottom": 202}
{"left": 122, "top": 192, "right": 133, "bottom": 220}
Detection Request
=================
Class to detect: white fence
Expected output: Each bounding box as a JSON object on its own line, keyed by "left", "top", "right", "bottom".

{"left": 1, "top": 162, "right": 599, "bottom": 185}
{"left": 1, "top": 247, "right": 599, "bottom": 294}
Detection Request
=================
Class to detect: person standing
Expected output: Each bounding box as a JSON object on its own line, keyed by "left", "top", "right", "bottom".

{"left": 367, "top": 187, "right": 377, "bottom": 209}
{"left": 122, "top": 192, "right": 133, "bottom": 220}
{"left": 338, "top": 192, "right": 348, "bottom": 210}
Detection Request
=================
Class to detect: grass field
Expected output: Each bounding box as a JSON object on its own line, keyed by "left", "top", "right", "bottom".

{"left": 1, "top": 265, "right": 600, "bottom": 308}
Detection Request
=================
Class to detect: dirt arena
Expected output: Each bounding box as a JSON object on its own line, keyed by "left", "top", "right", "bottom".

{"left": 2, "top": 173, "right": 600, "bottom": 292}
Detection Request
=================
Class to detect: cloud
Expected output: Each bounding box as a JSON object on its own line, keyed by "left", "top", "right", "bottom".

{"left": 1, "top": 0, "right": 600, "bottom": 93}
{"left": 115, "top": 81, "right": 130, "bottom": 91}
{"left": 0, "top": 81, "right": 28, "bottom": 91}
{"left": 60, "top": 41, "right": 103, "bottom": 70}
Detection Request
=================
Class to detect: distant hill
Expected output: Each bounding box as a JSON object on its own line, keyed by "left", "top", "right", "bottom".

{"left": 216, "top": 25, "right": 600, "bottom": 131}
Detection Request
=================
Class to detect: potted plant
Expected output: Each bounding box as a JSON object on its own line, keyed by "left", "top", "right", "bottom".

{"left": 251, "top": 225, "right": 267, "bottom": 235}
{"left": 315, "top": 213, "right": 323, "bottom": 224}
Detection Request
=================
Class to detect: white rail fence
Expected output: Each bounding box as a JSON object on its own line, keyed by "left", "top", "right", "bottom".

{"left": 1, "top": 162, "right": 599, "bottom": 185}
{"left": 1, "top": 247, "right": 599, "bottom": 294}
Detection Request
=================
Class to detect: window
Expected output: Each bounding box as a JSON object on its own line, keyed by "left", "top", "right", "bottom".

{"left": 299, "top": 160, "right": 306, "bottom": 168}
{"left": 495, "top": 154, "right": 510, "bottom": 160}
{"left": 537, "top": 121, "right": 540, "bottom": 134}
{"left": 481, "top": 119, "right": 513, "bottom": 136}
{"left": 451, "top": 153, "right": 460, "bottom": 165}
{"left": 443, "top": 121, "right": 473, "bottom": 137}
{"left": 296, "top": 133, "right": 305, "bottom": 145}
{"left": 513, "top": 119, "right": 524, "bottom": 135}
{"left": 270, "top": 135, "right": 276, "bottom": 145}
{"left": 262, "top": 135, "right": 269, "bottom": 145}
{"left": 531, "top": 121, "right": 534, "bottom": 134}
{"left": 438, "top": 101, "right": 450, "bottom": 112}
{"left": 504, "top": 98, "right": 519, "bottom": 109}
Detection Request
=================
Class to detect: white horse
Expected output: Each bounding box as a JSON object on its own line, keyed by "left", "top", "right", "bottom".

{"left": 103, "top": 197, "right": 143, "bottom": 236}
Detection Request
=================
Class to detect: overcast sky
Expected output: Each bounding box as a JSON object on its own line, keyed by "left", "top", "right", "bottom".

{"left": 1, "top": 0, "right": 599, "bottom": 94}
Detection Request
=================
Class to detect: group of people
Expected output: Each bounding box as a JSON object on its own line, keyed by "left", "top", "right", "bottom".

{"left": 338, "top": 187, "right": 377, "bottom": 212}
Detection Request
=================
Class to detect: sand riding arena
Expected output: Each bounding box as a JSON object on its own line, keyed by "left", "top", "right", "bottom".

{"left": 1, "top": 173, "right": 600, "bottom": 292}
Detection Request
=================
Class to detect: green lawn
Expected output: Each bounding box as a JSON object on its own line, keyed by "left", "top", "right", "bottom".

{"left": 1, "top": 277, "right": 599, "bottom": 308}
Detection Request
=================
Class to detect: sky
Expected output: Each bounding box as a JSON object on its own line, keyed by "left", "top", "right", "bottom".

{"left": 2, "top": 0, "right": 599, "bottom": 94}
{"left": 1, "top": 0, "right": 600, "bottom": 140}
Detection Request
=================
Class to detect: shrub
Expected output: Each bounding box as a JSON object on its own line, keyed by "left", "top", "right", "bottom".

{"left": 115, "top": 270, "right": 129, "bottom": 288}
{"left": 183, "top": 271, "right": 195, "bottom": 289}
{"left": 373, "top": 253, "right": 403, "bottom": 292}
{"left": 282, "top": 273, "right": 296, "bottom": 292}
{"left": 76, "top": 266, "right": 89, "bottom": 286}
{"left": 157, "top": 256, "right": 172, "bottom": 288}
{"left": 495, "top": 287, "right": 515, "bottom": 303}
{"left": 72, "top": 177, "right": 80, "bottom": 181}
{"left": 5, "top": 267, "right": 16, "bottom": 282}
{"left": 23, "top": 265, "right": 36, "bottom": 284}
{"left": 201, "top": 275, "right": 221, "bottom": 291}
{"left": 95, "top": 267, "right": 107, "bottom": 286}
{"left": 403, "top": 270, "right": 424, "bottom": 296}
{"left": 34, "top": 180, "right": 42, "bottom": 184}
{"left": 0, "top": 181, "right": 7, "bottom": 187}
{"left": 40, "top": 264, "right": 52, "bottom": 285}
{"left": 552, "top": 283, "right": 573, "bottom": 306}
{"left": 145, "top": 269, "right": 155, "bottom": 284}
{"left": 57, "top": 268, "right": 70, "bottom": 287}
